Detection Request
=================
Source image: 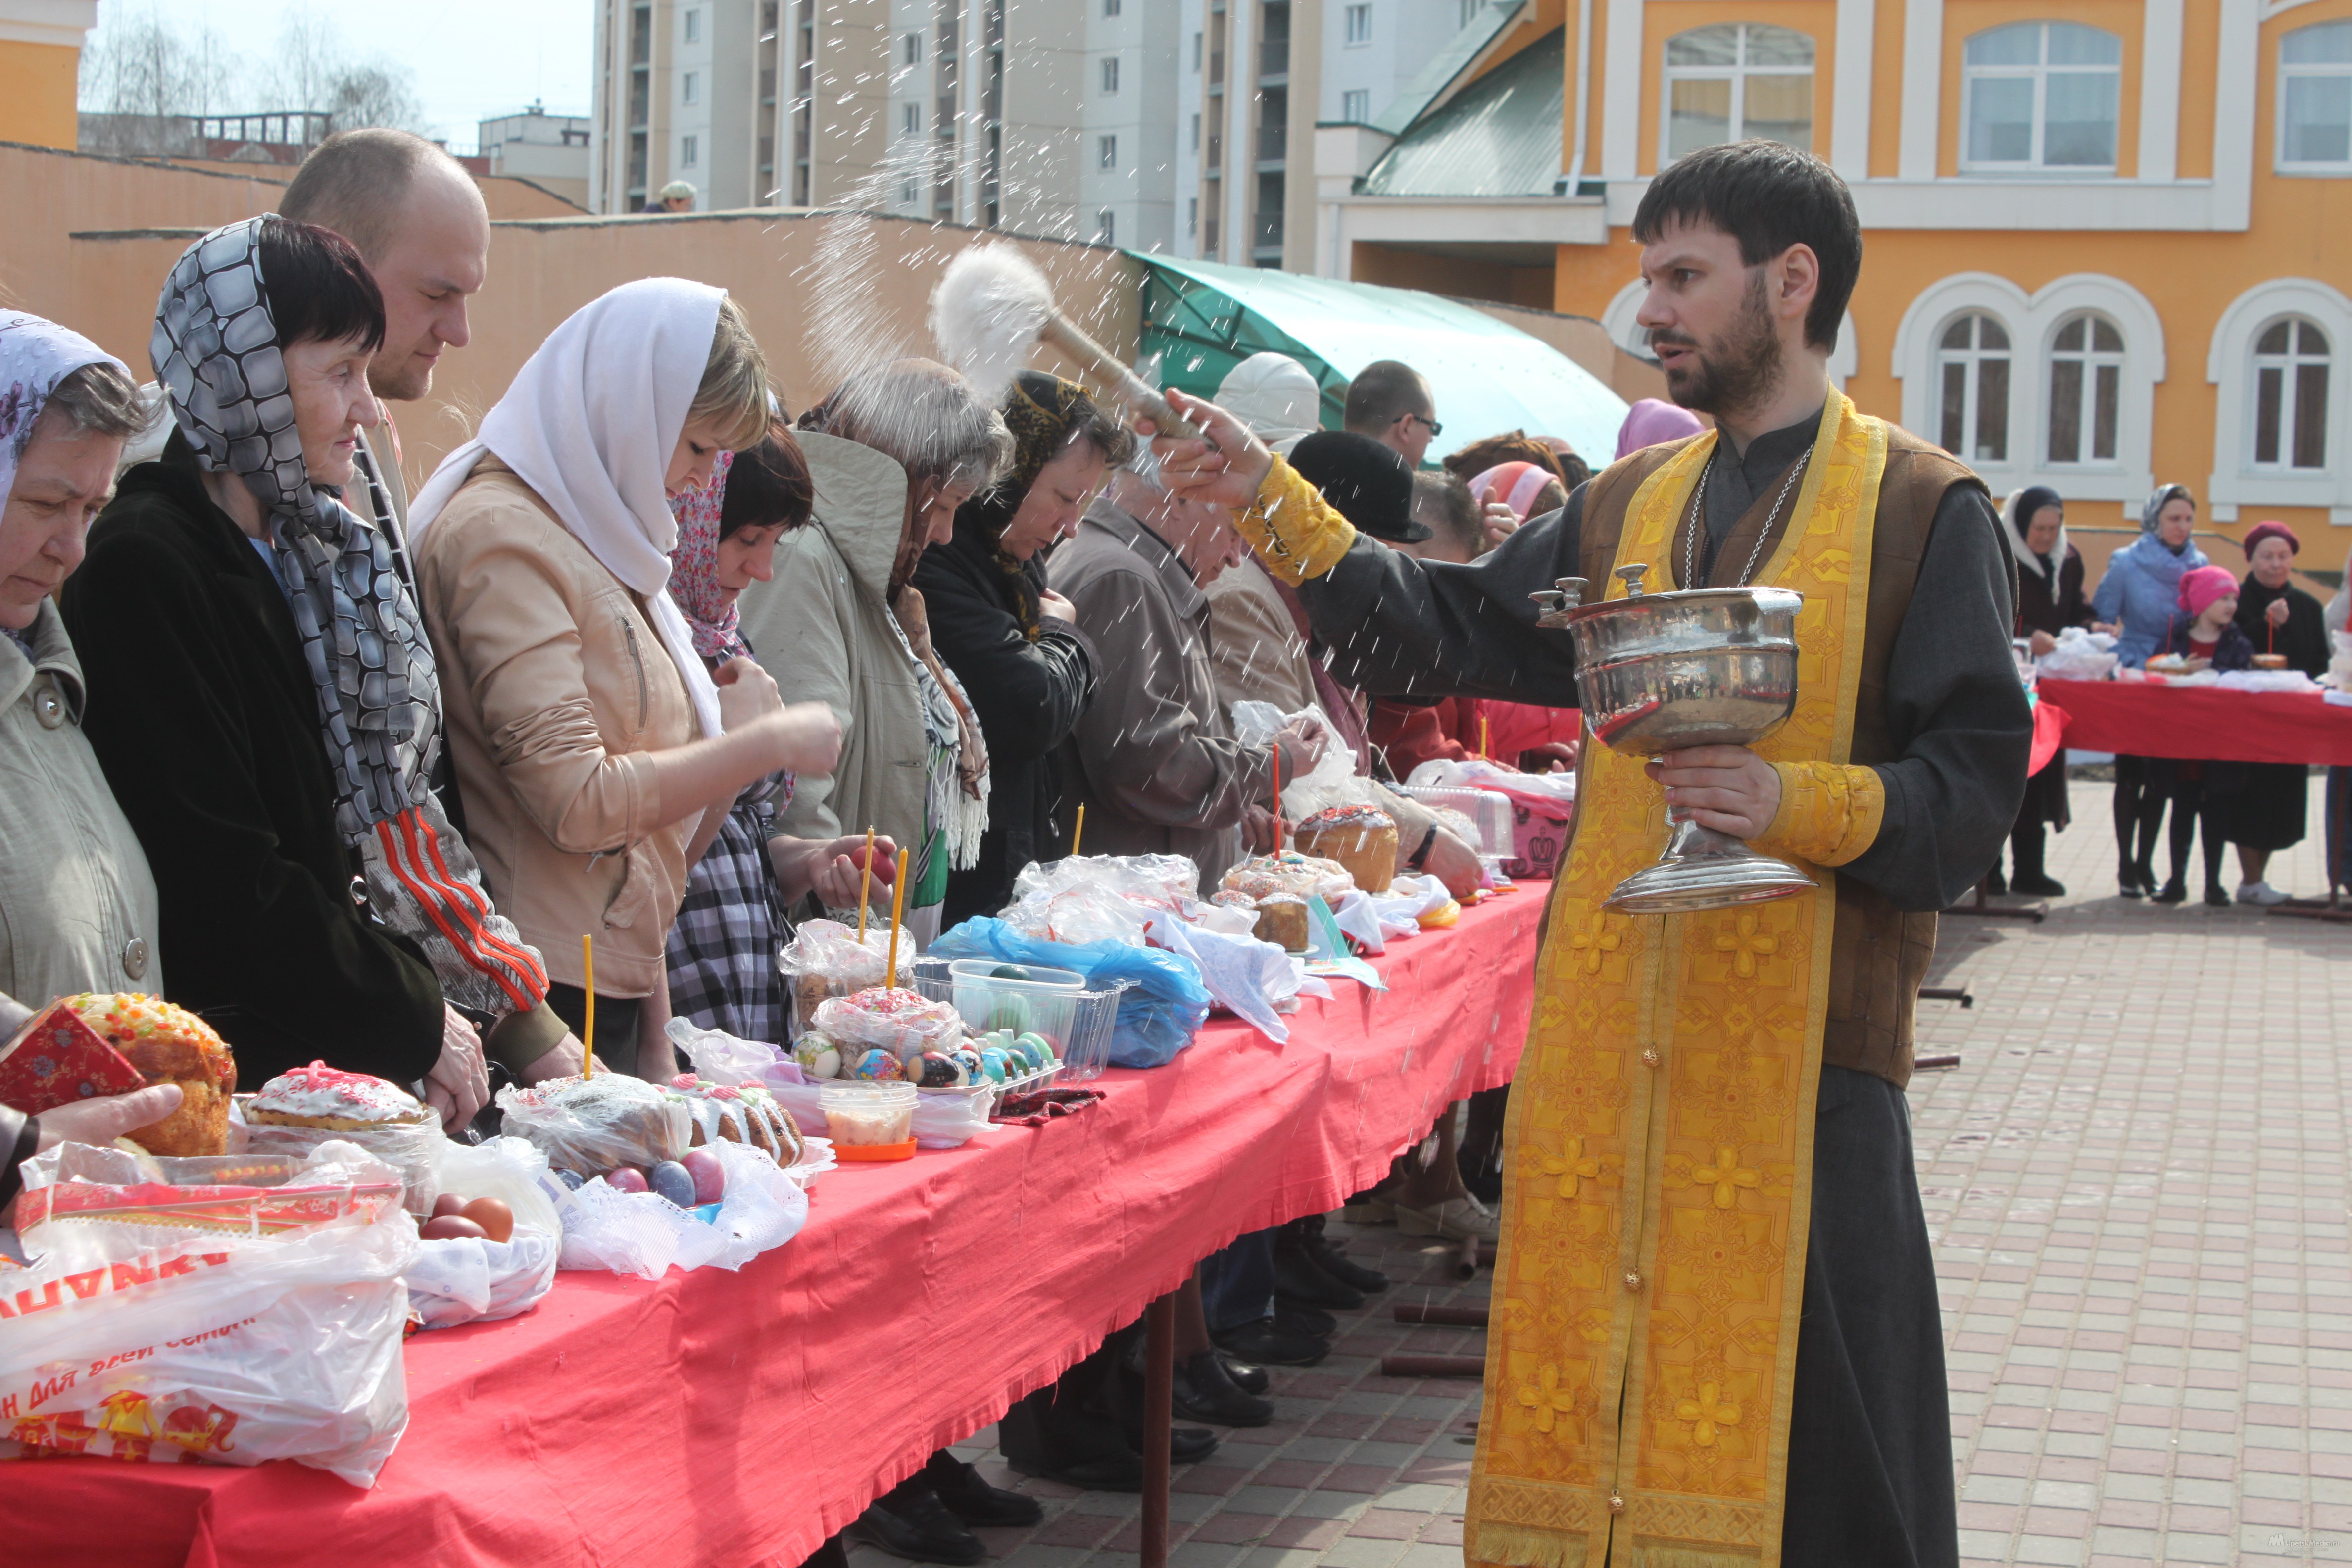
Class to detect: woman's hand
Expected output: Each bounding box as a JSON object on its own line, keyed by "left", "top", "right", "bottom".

{"left": 1143, "top": 391, "right": 1274, "bottom": 509}
{"left": 1421, "top": 825, "right": 1485, "bottom": 900}
{"left": 1645, "top": 745, "right": 1782, "bottom": 839}
{"left": 2266, "top": 597, "right": 2292, "bottom": 627}
{"left": 1039, "top": 590, "right": 1078, "bottom": 624}
{"left": 2091, "top": 621, "right": 2119, "bottom": 635}
{"left": 1480, "top": 500, "right": 1520, "bottom": 550}
{"left": 34, "top": 1083, "right": 183, "bottom": 1152}
{"left": 713, "top": 655, "right": 783, "bottom": 732}
{"left": 772, "top": 833, "right": 898, "bottom": 908}
{"left": 767, "top": 701, "right": 843, "bottom": 777}
{"left": 2028, "top": 630, "right": 2058, "bottom": 656}
{"left": 423, "top": 1005, "right": 490, "bottom": 1131}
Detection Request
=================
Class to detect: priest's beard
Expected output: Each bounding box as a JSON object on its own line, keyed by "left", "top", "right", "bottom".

{"left": 1650, "top": 272, "right": 1782, "bottom": 418}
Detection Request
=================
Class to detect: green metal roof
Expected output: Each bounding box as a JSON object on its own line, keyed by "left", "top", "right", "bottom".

{"left": 1134, "top": 253, "right": 1628, "bottom": 468}
{"left": 1371, "top": 0, "right": 1529, "bottom": 138}
{"left": 1361, "top": 28, "right": 1565, "bottom": 198}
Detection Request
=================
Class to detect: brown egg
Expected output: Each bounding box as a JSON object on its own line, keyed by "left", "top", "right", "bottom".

{"left": 419, "top": 1215, "right": 489, "bottom": 1241}
{"left": 459, "top": 1197, "right": 515, "bottom": 1244}
{"left": 431, "top": 1192, "right": 469, "bottom": 1220}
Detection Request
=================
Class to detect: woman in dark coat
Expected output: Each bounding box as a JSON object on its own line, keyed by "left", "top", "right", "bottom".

{"left": 1999, "top": 486, "right": 2095, "bottom": 895}
{"left": 2222, "top": 520, "right": 2330, "bottom": 903}
{"left": 915, "top": 373, "right": 1134, "bottom": 924}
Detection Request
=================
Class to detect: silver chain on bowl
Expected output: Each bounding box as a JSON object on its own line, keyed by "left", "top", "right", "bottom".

{"left": 1682, "top": 444, "right": 1813, "bottom": 589}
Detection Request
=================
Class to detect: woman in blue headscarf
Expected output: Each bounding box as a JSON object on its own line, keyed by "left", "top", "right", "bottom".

{"left": 2091, "top": 484, "right": 2208, "bottom": 896}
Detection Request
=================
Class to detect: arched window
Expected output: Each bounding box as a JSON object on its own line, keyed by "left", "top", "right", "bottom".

{"left": 2279, "top": 20, "right": 2352, "bottom": 173}
{"left": 1936, "top": 313, "right": 2010, "bottom": 463}
{"left": 1662, "top": 24, "right": 1814, "bottom": 163}
{"left": 2251, "top": 318, "right": 2330, "bottom": 471}
{"left": 2046, "top": 313, "right": 2122, "bottom": 465}
{"left": 1962, "top": 22, "right": 2121, "bottom": 172}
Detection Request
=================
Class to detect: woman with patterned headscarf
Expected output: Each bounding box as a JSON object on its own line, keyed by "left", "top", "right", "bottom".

{"left": 65, "top": 216, "right": 584, "bottom": 1122}
{"left": 914, "top": 370, "right": 1133, "bottom": 923}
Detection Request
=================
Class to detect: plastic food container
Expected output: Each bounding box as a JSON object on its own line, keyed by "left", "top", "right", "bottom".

{"left": 818, "top": 1082, "right": 917, "bottom": 1160}
{"left": 1393, "top": 784, "right": 1517, "bottom": 856}
{"left": 1056, "top": 980, "right": 1131, "bottom": 1085}
{"left": 948, "top": 961, "right": 1085, "bottom": 1049}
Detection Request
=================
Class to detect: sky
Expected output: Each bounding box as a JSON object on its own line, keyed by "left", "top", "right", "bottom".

{"left": 131, "top": 0, "right": 596, "bottom": 147}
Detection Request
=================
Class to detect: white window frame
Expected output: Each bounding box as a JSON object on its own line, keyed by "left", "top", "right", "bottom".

{"left": 2277, "top": 20, "right": 2352, "bottom": 176}
{"left": 1342, "top": 88, "right": 1371, "bottom": 122}
{"left": 1101, "top": 55, "right": 1120, "bottom": 93}
{"left": 1659, "top": 22, "right": 1817, "bottom": 161}
{"left": 1959, "top": 22, "right": 2123, "bottom": 176}
{"left": 1892, "top": 272, "right": 2165, "bottom": 504}
{"left": 1099, "top": 133, "right": 1118, "bottom": 169}
{"left": 1345, "top": 4, "right": 1372, "bottom": 47}
{"left": 682, "top": 71, "right": 700, "bottom": 106}
{"left": 680, "top": 133, "right": 699, "bottom": 167}
{"left": 904, "top": 32, "right": 923, "bottom": 66}
{"left": 2205, "top": 278, "right": 2352, "bottom": 520}
{"left": 2249, "top": 319, "right": 2332, "bottom": 473}
{"left": 2041, "top": 311, "right": 2127, "bottom": 469}
{"left": 1933, "top": 312, "right": 2014, "bottom": 466}
{"left": 684, "top": 7, "right": 701, "bottom": 43}
{"left": 1601, "top": 277, "right": 1856, "bottom": 384}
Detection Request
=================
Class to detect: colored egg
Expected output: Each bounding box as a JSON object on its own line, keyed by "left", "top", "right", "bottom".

{"left": 989, "top": 964, "right": 1032, "bottom": 981}
{"left": 649, "top": 1161, "right": 698, "bottom": 1209}
{"left": 1017, "top": 1031, "right": 1052, "bottom": 1064}
{"left": 430, "top": 1192, "right": 468, "bottom": 1220}
{"left": 459, "top": 1197, "right": 515, "bottom": 1243}
{"left": 420, "top": 1214, "right": 488, "bottom": 1241}
{"left": 978, "top": 1047, "right": 1009, "bottom": 1083}
{"left": 606, "top": 1167, "right": 649, "bottom": 1193}
{"left": 793, "top": 1031, "right": 843, "bottom": 1079}
{"left": 850, "top": 1048, "right": 903, "bottom": 1081}
{"left": 914, "top": 1050, "right": 967, "bottom": 1087}
{"left": 986, "top": 996, "right": 1034, "bottom": 1036}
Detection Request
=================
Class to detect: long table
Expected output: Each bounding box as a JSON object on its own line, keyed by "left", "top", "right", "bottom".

{"left": 2038, "top": 677, "right": 2352, "bottom": 765}
{"left": 0, "top": 893, "right": 1541, "bottom": 1568}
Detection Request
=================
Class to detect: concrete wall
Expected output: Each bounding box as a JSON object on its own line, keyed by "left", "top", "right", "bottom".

{"left": 70, "top": 209, "right": 1141, "bottom": 495}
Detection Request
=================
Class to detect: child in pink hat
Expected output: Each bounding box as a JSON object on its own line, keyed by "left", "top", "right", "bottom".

{"left": 2145, "top": 564, "right": 2256, "bottom": 905}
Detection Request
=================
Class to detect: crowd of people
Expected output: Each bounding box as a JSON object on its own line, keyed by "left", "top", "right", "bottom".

{"left": 2, "top": 121, "right": 2341, "bottom": 1568}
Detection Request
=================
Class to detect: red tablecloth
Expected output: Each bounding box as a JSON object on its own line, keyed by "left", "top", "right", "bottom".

{"left": 2037, "top": 678, "right": 2352, "bottom": 765}
{"left": 2029, "top": 700, "right": 2068, "bottom": 775}
{"left": 0, "top": 894, "right": 1541, "bottom": 1568}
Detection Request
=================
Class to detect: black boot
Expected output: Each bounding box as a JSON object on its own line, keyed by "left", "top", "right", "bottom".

{"left": 848, "top": 1478, "right": 987, "bottom": 1566}
{"left": 1107, "top": 1343, "right": 1221, "bottom": 1462}
{"left": 1173, "top": 1349, "right": 1275, "bottom": 1426}
{"left": 2152, "top": 875, "right": 2188, "bottom": 904}
{"left": 1274, "top": 1299, "right": 1337, "bottom": 1338}
{"left": 924, "top": 1449, "right": 1042, "bottom": 1528}
{"left": 1301, "top": 1213, "right": 1390, "bottom": 1294}
{"left": 2010, "top": 823, "right": 2065, "bottom": 897}
{"left": 1274, "top": 1221, "right": 1366, "bottom": 1310}
{"left": 997, "top": 1347, "right": 1146, "bottom": 1491}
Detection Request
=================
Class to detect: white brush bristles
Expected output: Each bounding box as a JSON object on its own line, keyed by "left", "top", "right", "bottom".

{"left": 930, "top": 242, "right": 1055, "bottom": 403}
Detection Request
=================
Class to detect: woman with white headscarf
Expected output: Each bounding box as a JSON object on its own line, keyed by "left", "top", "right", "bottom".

{"left": 407, "top": 278, "right": 840, "bottom": 1079}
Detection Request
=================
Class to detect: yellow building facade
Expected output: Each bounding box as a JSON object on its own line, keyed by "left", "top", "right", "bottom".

{"left": 0, "top": 2, "right": 94, "bottom": 152}
{"left": 1563, "top": 0, "right": 2352, "bottom": 555}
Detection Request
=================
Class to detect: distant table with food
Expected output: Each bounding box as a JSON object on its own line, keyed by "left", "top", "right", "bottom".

{"left": 2036, "top": 677, "right": 2352, "bottom": 766}
{"left": 0, "top": 892, "right": 1540, "bottom": 1568}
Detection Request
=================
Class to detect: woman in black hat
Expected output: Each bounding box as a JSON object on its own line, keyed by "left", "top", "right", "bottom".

{"left": 2000, "top": 486, "right": 2095, "bottom": 895}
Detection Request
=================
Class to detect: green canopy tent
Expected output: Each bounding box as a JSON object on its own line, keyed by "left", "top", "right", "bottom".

{"left": 1135, "top": 254, "right": 1629, "bottom": 469}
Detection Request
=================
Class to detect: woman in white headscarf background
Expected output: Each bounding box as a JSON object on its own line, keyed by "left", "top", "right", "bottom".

{"left": 408, "top": 278, "right": 841, "bottom": 1080}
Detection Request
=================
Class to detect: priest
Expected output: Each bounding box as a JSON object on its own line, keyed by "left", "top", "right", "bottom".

{"left": 1147, "top": 139, "right": 2027, "bottom": 1568}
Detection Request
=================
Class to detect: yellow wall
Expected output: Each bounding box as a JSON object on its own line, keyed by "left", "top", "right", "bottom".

{"left": 0, "top": 40, "right": 80, "bottom": 151}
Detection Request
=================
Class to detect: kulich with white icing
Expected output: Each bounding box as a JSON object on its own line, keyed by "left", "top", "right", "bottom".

{"left": 669, "top": 1074, "right": 805, "bottom": 1166}
{"left": 247, "top": 1060, "right": 430, "bottom": 1128}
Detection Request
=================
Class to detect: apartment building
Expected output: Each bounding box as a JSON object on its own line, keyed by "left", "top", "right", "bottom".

{"left": 478, "top": 104, "right": 593, "bottom": 208}
{"left": 1292, "top": 0, "right": 2352, "bottom": 546}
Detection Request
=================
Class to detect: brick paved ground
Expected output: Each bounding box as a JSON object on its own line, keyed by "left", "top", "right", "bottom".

{"left": 856, "top": 778, "right": 2349, "bottom": 1568}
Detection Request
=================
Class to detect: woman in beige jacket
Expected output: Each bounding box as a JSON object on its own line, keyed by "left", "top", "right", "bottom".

{"left": 409, "top": 280, "right": 839, "bottom": 1078}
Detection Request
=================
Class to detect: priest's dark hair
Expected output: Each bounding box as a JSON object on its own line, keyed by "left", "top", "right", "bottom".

{"left": 1631, "top": 140, "right": 1861, "bottom": 354}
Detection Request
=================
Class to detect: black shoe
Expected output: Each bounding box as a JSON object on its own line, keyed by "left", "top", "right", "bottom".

{"left": 1213, "top": 1317, "right": 1328, "bottom": 1367}
{"left": 848, "top": 1481, "right": 986, "bottom": 1566}
{"left": 2205, "top": 884, "right": 2231, "bottom": 907}
{"left": 1216, "top": 1350, "right": 1270, "bottom": 1395}
{"left": 2012, "top": 871, "right": 2066, "bottom": 897}
{"left": 1275, "top": 1299, "right": 1337, "bottom": 1337}
{"left": 924, "top": 1450, "right": 1042, "bottom": 1528}
{"left": 1302, "top": 1225, "right": 1389, "bottom": 1294}
{"left": 1274, "top": 1234, "right": 1366, "bottom": 1310}
{"left": 2117, "top": 860, "right": 2144, "bottom": 897}
{"left": 2134, "top": 860, "right": 2160, "bottom": 895}
{"left": 1173, "top": 1349, "right": 1276, "bottom": 1426}
{"left": 1106, "top": 1356, "right": 1223, "bottom": 1462}
{"left": 997, "top": 1386, "right": 1146, "bottom": 1492}
{"left": 1984, "top": 866, "right": 2008, "bottom": 896}
{"left": 2153, "top": 876, "right": 2188, "bottom": 905}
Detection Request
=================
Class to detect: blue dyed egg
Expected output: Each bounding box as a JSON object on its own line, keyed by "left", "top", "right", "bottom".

{"left": 978, "top": 1047, "right": 1010, "bottom": 1083}
{"left": 849, "top": 1048, "right": 903, "bottom": 1081}
{"left": 648, "top": 1161, "right": 697, "bottom": 1208}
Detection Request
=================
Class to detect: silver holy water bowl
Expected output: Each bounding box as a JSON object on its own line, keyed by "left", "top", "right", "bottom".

{"left": 1531, "top": 564, "right": 1816, "bottom": 913}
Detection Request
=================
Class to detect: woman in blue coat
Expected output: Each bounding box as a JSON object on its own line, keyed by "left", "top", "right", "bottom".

{"left": 2091, "top": 484, "right": 2208, "bottom": 896}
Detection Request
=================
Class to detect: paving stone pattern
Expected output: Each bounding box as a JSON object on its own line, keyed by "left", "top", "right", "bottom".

{"left": 861, "top": 781, "right": 2349, "bottom": 1568}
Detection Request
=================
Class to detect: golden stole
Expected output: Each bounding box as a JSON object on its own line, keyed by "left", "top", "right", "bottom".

{"left": 1468, "top": 392, "right": 1889, "bottom": 1568}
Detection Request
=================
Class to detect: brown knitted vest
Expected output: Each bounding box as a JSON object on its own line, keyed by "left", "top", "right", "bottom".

{"left": 1570, "top": 420, "right": 1988, "bottom": 1088}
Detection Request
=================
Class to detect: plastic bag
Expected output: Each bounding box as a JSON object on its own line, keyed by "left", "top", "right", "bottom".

{"left": 495, "top": 1073, "right": 690, "bottom": 1178}
{"left": 230, "top": 1095, "right": 451, "bottom": 1216}
{"left": 932, "top": 918, "right": 1212, "bottom": 1068}
{"left": 2214, "top": 668, "right": 2322, "bottom": 693}
{"left": 555, "top": 1136, "right": 807, "bottom": 1279}
{"left": 810, "top": 986, "right": 966, "bottom": 1065}
{"left": 778, "top": 918, "right": 916, "bottom": 1035}
{"left": 3, "top": 1140, "right": 414, "bottom": 1487}
{"left": 405, "top": 1136, "right": 563, "bottom": 1330}
{"left": 665, "top": 1015, "right": 785, "bottom": 1085}
{"left": 2037, "top": 626, "right": 2120, "bottom": 681}
{"left": 1233, "top": 698, "right": 1373, "bottom": 817}
{"left": 1010, "top": 853, "right": 1202, "bottom": 903}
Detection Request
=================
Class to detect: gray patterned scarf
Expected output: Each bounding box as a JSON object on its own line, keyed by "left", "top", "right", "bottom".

{"left": 151, "top": 217, "right": 436, "bottom": 841}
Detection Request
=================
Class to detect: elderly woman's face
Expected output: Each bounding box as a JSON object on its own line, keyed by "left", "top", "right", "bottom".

{"left": 285, "top": 333, "right": 379, "bottom": 490}
{"left": 0, "top": 412, "right": 124, "bottom": 631}
{"left": 2024, "top": 504, "right": 2062, "bottom": 555}
{"left": 998, "top": 439, "right": 1109, "bottom": 563}
{"left": 2250, "top": 536, "right": 2295, "bottom": 588}
{"left": 2156, "top": 496, "right": 2196, "bottom": 548}
{"left": 893, "top": 476, "right": 977, "bottom": 589}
